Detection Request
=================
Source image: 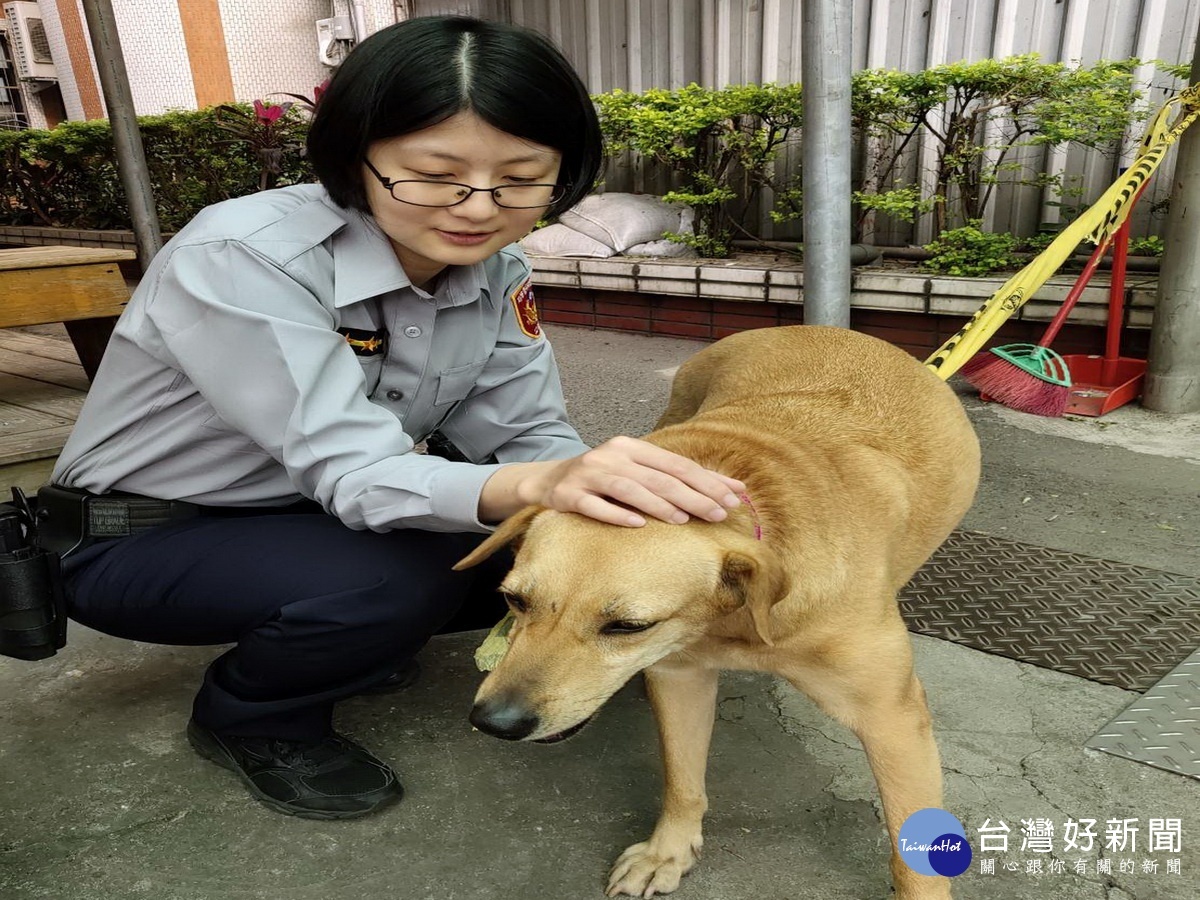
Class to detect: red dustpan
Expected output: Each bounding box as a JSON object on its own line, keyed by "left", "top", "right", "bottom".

{"left": 1059, "top": 214, "right": 1146, "bottom": 417}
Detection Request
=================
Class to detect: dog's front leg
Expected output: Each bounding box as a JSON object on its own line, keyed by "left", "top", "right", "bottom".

{"left": 786, "top": 634, "right": 952, "bottom": 900}
{"left": 607, "top": 662, "right": 718, "bottom": 898}
{"left": 855, "top": 672, "right": 952, "bottom": 900}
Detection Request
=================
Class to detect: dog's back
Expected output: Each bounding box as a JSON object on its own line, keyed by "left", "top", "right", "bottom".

{"left": 660, "top": 326, "right": 959, "bottom": 433}
{"left": 651, "top": 326, "right": 980, "bottom": 593}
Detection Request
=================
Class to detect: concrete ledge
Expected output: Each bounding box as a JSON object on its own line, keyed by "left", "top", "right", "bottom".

{"left": 530, "top": 254, "right": 1154, "bottom": 361}
{"left": 0, "top": 229, "right": 1156, "bottom": 334}
{"left": 527, "top": 253, "right": 1156, "bottom": 329}
{"left": 0, "top": 225, "right": 143, "bottom": 251}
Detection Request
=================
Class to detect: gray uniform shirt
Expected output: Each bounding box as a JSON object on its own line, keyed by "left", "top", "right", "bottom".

{"left": 52, "top": 184, "right": 588, "bottom": 533}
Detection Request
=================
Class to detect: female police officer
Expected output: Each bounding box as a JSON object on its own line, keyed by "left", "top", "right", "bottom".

{"left": 46, "top": 16, "right": 743, "bottom": 820}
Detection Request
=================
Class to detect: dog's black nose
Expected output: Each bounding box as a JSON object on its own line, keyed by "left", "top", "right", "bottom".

{"left": 470, "top": 695, "right": 539, "bottom": 740}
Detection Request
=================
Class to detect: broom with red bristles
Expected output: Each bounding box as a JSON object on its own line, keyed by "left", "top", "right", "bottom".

{"left": 959, "top": 235, "right": 1109, "bottom": 416}
{"left": 961, "top": 185, "right": 1147, "bottom": 416}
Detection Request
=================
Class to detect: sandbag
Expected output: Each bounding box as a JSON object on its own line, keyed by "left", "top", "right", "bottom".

{"left": 624, "top": 207, "right": 696, "bottom": 257}
{"left": 623, "top": 240, "right": 696, "bottom": 258}
{"left": 558, "top": 193, "right": 690, "bottom": 253}
{"left": 520, "top": 223, "right": 615, "bottom": 258}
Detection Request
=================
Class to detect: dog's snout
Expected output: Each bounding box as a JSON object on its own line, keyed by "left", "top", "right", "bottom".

{"left": 470, "top": 695, "right": 539, "bottom": 741}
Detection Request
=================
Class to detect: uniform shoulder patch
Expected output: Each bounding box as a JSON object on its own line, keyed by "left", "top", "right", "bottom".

{"left": 509, "top": 278, "right": 541, "bottom": 339}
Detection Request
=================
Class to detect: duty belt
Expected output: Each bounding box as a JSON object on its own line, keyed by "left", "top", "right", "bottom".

{"left": 34, "top": 485, "right": 321, "bottom": 558}
{"left": 35, "top": 485, "right": 205, "bottom": 557}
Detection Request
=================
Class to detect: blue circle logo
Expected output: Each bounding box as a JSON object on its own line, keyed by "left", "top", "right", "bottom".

{"left": 897, "top": 808, "right": 972, "bottom": 877}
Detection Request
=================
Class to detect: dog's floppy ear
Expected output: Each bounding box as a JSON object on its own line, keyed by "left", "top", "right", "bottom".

{"left": 452, "top": 505, "right": 543, "bottom": 570}
{"left": 718, "top": 548, "right": 791, "bottom": 645}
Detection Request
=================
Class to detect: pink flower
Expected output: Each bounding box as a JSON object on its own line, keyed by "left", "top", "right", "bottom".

{"left": 313, "top": 79, "right": 330, "bottom": 105}
{"left": 252, "top": 100, "right": 289, "bottom": 124}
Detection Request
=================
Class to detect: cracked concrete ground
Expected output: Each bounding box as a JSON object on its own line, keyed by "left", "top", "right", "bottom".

{"left": 2, "top": 325, "right": 1198, "bottom": 899}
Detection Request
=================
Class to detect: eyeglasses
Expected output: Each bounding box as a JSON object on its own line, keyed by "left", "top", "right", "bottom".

{"left": 363, "top": 159, "right": 566, "bottom": 209}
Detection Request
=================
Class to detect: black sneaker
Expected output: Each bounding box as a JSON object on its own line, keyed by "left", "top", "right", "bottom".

{"left": 187, "top": 720, "right": 402, "bottom": 819}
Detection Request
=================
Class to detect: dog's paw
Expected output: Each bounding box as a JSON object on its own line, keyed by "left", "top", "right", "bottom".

{"left": 605, "top": 838, "right": 700, "bottom": 898}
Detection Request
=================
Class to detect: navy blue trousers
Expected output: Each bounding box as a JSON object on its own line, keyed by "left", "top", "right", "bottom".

{"left": 62, "top": 512, "right": 508, "bottom": 742}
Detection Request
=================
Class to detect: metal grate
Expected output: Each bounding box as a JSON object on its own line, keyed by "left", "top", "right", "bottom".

{"left": 899, "top": 531, "right": 1200, "bottom": 692}
{"left": 1086, "top": 649, "right": 1200, "bottom": 781}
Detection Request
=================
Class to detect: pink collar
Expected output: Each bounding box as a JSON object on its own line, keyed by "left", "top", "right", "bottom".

{"left": 738, "top": 492, "right": 763, "bottom": 541}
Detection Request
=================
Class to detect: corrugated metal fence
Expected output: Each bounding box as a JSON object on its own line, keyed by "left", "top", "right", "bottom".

{"left": 409, "top": 0, "right": 1200, "bottom": 245}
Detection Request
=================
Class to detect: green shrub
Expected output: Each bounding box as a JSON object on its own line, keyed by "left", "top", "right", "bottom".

{"left": 1017, "top": 231, "right": 1057, "bottom": 254}
{"left": 0, "top": 105, "right": 311, "bottom": 230}
{"left": 593, "top": 57, "right": 1157, "bottom": 255}
{"left": 851, "top": 185, "right": 938, "bottom": 225}
{"left": 1128, "top": 234, "right": 1164, "bottom": 257}
{"left": 922, "top": 222, "right": 1018, "bottom": 276}
{"left": 853, "top": 56, "right": 1147, "bottom": 236}
{"left": 0, "top": 63, "right": 1174, "bottom": 267}
{"left": 594, "top": 82, "right": 803, "bottom": 257}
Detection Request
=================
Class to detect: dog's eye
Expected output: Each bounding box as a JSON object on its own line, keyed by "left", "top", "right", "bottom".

{"left": 601, "top": 620, "right": 655, "bottom": 635}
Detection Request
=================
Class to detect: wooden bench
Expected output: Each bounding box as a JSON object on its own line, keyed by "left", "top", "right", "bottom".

{"left": 0, "top": 246, "right": 135, "bottom": 380}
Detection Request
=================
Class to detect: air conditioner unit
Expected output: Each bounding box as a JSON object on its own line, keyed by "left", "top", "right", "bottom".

{"left": 3, "top": 2, "right": 56, "bottom": 81}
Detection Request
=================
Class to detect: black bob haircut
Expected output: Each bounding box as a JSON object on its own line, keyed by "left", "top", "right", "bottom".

{"left": 307, "top": 16, "right": 603, "bottom": 218}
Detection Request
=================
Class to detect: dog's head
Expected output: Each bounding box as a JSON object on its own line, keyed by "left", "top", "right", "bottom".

{"left": 454, "top": 506, "right": 790, "bottom": 744}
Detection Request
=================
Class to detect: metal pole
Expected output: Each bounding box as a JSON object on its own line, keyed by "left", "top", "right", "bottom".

{"left": 1144, "top": 20, "right": 1200, "bottom": 412}
{"left": 800, "top": 0, "right": 852, "bottom": 327}
{"left": 80, "top": 0, "right": 163, "bottom": 272}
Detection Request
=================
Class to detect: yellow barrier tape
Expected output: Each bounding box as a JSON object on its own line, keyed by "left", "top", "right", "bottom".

{"left": 924, "top": 83, "right": 1200, "bottom": 380}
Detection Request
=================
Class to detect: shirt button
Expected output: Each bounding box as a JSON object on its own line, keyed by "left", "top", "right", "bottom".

{"left": 403, "top": 325, "right": 422, "bottom": 338}
{"left": 386, "top": 389, "right": 403, "bottom": 401}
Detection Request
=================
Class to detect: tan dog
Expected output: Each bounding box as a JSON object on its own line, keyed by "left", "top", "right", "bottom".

{"left": 456, "top": 326, "right": 980, "bottom": 899}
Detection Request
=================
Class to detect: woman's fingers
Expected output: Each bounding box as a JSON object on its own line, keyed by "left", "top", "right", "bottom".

{"left": 718, "top": 473, "right": 748, "bottom": 494}
{"left": 570, "top": 492, "right": 647, "bottom": 528}
{"left": 604, "top": 437, "right": 744, "bottom": 519}
{"left": 548, "top": 436, "right": 744, "bottom": 526}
